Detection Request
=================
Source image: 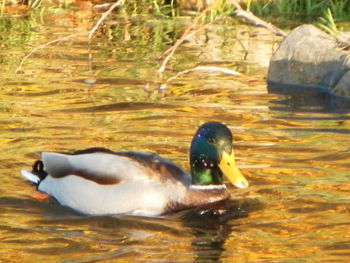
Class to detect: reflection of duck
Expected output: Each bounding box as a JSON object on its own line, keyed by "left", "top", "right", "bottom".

{"left": 21, "top": 122, "right": 248, "bottom": 216}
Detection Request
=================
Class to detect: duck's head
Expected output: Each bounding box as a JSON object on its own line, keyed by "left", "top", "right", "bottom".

{"left": 190, "top": 122, "right": 248, "bottom": 189}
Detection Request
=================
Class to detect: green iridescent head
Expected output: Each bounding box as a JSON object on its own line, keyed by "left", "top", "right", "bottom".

{"left": 190, "top": 122, "right": 248, "bottom": 189}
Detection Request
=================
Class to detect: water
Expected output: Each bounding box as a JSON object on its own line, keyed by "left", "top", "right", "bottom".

{"left": 0, "top": 7, "right": 350, "bottom": 263}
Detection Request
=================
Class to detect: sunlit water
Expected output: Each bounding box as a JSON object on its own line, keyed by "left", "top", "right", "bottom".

{"left": 0, "top": 9, "right": 349, "bottom": 263}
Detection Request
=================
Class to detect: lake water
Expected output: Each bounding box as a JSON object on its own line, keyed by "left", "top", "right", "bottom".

{"left": 0, "top": 5, "right": 349, "bottom": 263}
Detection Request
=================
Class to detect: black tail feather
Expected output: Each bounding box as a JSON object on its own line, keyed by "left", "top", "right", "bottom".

{"left": 32, "top": 160, "right": 48, "bottom": 181}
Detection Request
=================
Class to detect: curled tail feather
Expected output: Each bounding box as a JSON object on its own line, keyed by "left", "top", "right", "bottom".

{"left": 32, "top": 160, "right": 48, "bottom": 181}
{"left": 21, "top": 160, "right": 48, "bottom": 185}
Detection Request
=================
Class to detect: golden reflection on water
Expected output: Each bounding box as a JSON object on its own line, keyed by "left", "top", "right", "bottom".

{"left": 1, "top": 15, "right": 350, "bottom": 263}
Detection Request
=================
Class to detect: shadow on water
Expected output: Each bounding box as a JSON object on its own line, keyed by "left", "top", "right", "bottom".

{"left": 1, "top": 195, "right": 263, "bottom": 262}
{"left": 268, "top": 82, "right": 350, "bottom": 114}
{"left": 58, "top": 102, "right": 177, "bottom": 113}
{"left": 178, "top": 198, "right": 263, "bottom": 263}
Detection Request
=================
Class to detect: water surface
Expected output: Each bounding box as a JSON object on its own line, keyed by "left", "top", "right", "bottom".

{"left": 0, "top": 7, "right": 349, "bottom": 263}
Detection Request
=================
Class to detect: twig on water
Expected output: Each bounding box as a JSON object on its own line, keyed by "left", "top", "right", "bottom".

{"left": 159, "top": 66, "right": 242, "bottom": 91}
{"left": 15, "top": 0, "right": 124, "bottom": 73}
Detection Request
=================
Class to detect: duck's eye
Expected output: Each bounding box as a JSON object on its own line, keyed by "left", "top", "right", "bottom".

{"left": 227, "top": 162, "right": 230, "bottom": 166}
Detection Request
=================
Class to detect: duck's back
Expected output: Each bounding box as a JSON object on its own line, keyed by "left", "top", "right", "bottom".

{"left": 28, "top": 149, "right": 192, "bottom": 216}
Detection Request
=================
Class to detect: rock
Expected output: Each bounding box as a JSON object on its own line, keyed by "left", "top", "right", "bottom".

{"left": 267, "top": 24, "right": 350, "bottom": 98}
{"left": 332, "top": 71, "right": 350, "bottom": 97}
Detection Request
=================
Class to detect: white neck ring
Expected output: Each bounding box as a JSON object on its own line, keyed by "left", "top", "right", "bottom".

{"left": 189, "top": 184, "right": 226, "bottom": 190}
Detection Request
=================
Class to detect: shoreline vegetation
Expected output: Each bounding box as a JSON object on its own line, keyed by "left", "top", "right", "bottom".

{"left": 2, "top": 0, "right": 349, "bottom": 24}
{"left": 2, "top": 0, "right": 349, "bottom": 91}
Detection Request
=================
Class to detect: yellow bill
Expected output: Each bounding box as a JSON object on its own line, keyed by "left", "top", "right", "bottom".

{"left": 219, "top": 151, "right": 249, "bottom": 189}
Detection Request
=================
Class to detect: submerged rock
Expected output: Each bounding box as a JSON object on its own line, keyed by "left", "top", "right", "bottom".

{"left": 267, "top": 24, "right": 350, "bottom": 98}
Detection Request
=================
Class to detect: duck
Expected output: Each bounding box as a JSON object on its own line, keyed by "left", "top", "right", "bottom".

{"left": 20, "top": 122, "right": 249, "bottom": 216}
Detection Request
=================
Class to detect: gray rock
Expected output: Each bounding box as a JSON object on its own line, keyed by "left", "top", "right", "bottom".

{"left": 267, "top": 24, "right": 350, "bottom": 98}
{"left": 332, "top": 71, "right": 350, "bottom": 97}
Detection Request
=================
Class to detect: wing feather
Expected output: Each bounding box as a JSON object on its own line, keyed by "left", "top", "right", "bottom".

{"left": 42, "top": 152, "right": 147, "bottom": 184}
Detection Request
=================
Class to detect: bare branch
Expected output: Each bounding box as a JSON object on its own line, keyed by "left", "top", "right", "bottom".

{"left": 15, "top": 0, "right": 124, "bottom": 73}
{"left": 157, "top": 0, "right": 286, "bottom": 77}
{"left": 227, "top": 0, "right": 286, "bottom": 37}
{"left": 15, "top": 33, "right": 87, "bottom": 74}
{"left": 88, "top": 0, "right": 124, "bottom": 41}
{"left": 157, "top": 0, "right": 221, "bottom": 74}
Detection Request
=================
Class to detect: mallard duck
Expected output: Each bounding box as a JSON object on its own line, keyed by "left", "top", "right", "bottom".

{"left": 21, "top": 122, "right": 248, "bottom": 216}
